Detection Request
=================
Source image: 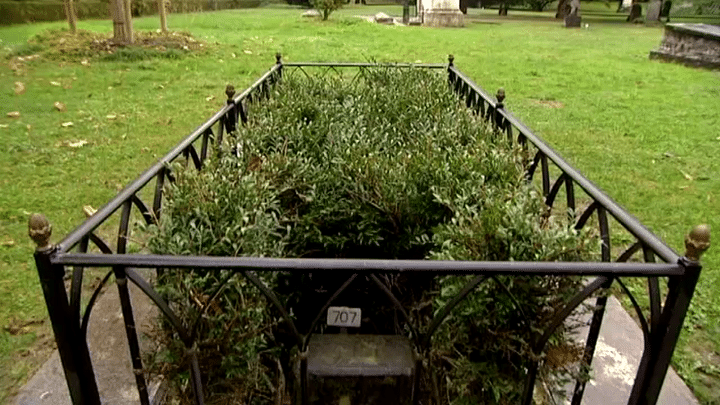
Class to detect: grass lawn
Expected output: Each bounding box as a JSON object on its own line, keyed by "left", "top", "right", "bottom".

{"left": 1, "top": 4, "right": 718, "bottom": 403}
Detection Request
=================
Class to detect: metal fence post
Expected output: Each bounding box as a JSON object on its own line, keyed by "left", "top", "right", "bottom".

{"left": 224, "top": 84, "right": 237, "bottom": 134}
{"left": 29, "top": 214, "right": 100, "bottom": 405}
{"left": 628, "top": 224, "right": 710, "bottom": 405}
{"left": 494, "top": 88, "right": 505, "bottom": 130}
{"left": 276, "top": 52, "right": 283, "bottom": 80}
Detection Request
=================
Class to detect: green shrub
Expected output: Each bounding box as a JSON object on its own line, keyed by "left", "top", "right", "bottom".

{"left": 147, "top": 67, "right": 596, "bottom": 403}
{"left": 311, "top": 0, "right": 344, "bottom": 19}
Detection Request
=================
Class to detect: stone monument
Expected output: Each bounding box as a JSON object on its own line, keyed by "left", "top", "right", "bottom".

{"left": 564, "top": 0, "right": 581, "bottom": 27}
{"left": 650, "top": 23, "right": 720, "bottom": 69}
{"left": 418, "top": 0, "right": 465, "bottom": 27}
{"left": 627, "top": 3, "right": 642, "bottom": 22}
{"left": 646, "top": 0, "right": 662, "bottom": 21}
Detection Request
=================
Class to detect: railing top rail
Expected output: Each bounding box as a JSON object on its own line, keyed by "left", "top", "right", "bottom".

{"left": 448, "top": 66, "right": 680, "bottom": 264}
{"left": 52, "top": 253, "right": 686, "bottom": 277}
{"left": 56, "top": 65, "right": 281, "bottom": 253}
{"left": 283, "top": 62, "right": 447, "bottom": 68}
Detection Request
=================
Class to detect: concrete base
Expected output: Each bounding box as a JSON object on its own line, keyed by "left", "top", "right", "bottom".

{"left": 10, "top": 269, "right": 165, "bottom": 405}
{"left": 565, "top": 295, "right": 698, "bottom": 405}
{"left": 423, "top": 9, "right": 465, "bottom": 27}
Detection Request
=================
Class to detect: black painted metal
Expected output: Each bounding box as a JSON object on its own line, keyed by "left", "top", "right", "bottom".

{"left": 629, "top": 258, "right": 702, "bottom": 405}
{"left": 35, "top": 247, "right": 101, "bottom": 404}
{"left": 70, "top": 236, "right": 88, "bottom": 321}
{"left": 34, "top": 57, "right": 702, "bottom": 405}
{"left": 421, "top": 275, "right": 488, "bottom": 350}
{"left": 53, "top": 253, "right": 686, "bottom": 276}
{"left": 81, "top": 269, "right": 113, "bottom": 339}
{"left": 114, "top": 200, "right": 150, "bottom": 405}
{"left": 522, "top": 276, "right": 611, "bottom": 405}
{"left": 302, "top": 273, "right": 359, "bottom": 351}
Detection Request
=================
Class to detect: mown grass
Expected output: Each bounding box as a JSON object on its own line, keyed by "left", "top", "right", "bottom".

{"left": 0, "top": 4, "right": 718, "bottom": 403}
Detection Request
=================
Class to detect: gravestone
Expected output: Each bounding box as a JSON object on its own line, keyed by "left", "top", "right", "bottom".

{"left": 564, "top": 0, "right": 581, "bottom": 27}
{"left": 646, "top": 0, "right": 662, "bottom": 21}
{"left": 660, "top": 1, "right": 672, "bottom": 18}
{"left": 627, "top": 3, "right": 642, "bottom": 21}
{"left": 418, "top": 0, "right": 465, "bottom": 26}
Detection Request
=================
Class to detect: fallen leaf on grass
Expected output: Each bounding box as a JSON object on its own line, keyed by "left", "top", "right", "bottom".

{"left": 106, "top": 114, "right": 117, "bottom": 120}
{"left": 205, "top": 95, "right": 215, "bottom": 102}
{"left": 243, "top": 50, "right": 252, "bottom": 54}
{"left": 679, "top": 169, "right": 693, "bottom": 181}
{"left": 4, "top": 318, "right": 44, "bottom": 335}
{"left": 61, "top": 122, "right": 74, "bottom": 128}
{"left": 1, "top": 239, "right": 15, "bottom": 247}
{"left": 0, "top": 124, "right": 8, "bottom": 129}
{"left": 17, "top": 54, "right": 39, "bottom": 63}
{"left": 50, "top": 81, "right": 61, "bottom": 87}
{"left": 80, "top": 59, "right": 90, "bottom": 67}
{"left": 54, "top": 101, "right": 67, "bottom": 112}
{"left": 56, "top": 139, "right": 88, "bottom": 148}
{"left": 14, "top": 81, "right": 26, "bottom": 95}
{"left": 83, "top": 205, "right": 97, "bottom": 217}
{"left": 7, "top": 111, "right": 20, "bottom": 118}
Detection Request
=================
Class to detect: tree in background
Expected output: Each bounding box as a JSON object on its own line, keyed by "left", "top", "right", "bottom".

{"left": 63, "top": 0, "right": 77, "bottom": 33}
{"left": 111, "top": 0, "right": 134, "bottom": 43}
{"left": 556, "top": 0, "right": 569, "bottom": 17}
{"left": 526, "top": 0, "right": 553, "bottom": 11}
{"left": 311, "top": 0, "right": 344, "bottom": 19}
{"left": 158, "top": 0, "right": 168, "bottom": 33}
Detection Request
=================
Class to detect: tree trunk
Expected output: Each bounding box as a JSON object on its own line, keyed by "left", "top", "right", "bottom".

{"left": 123, "top": 0, "right": 134, "bottom": 43}
{"left": 158, "top": 0, "right": 168, "bottom": 33}
{"left": 556, "top": 0, "right": 569, "bottom": 18}
{"left": 111, "top": 0, "right": 126, "bottom": 43}
{"left": 63, "top": 0, "right": 77, "bottom": 33}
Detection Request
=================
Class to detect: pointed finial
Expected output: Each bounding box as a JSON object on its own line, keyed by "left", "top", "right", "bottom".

{"left": 448, "top": 54, "right": 454, "bottom": 66}
{"left": 276, "top": 52, "right": 282, "bottom": 64}
{"left": 225, "top": 84, "right": 235, "bottom": 101}
{"left": 684, "top": 224, "right": 710, "bottom": 262}
{"left": 496, "top": 88, "right": 506, "bottom": 103}
{"left": 28, "top": 213, "right": 52, "bottom": 250}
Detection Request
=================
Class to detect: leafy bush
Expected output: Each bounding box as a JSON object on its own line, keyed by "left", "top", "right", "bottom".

{"left": 311, "top": 0, "right": 344, "bottom": 19}
{"left": 147, "top": 67, "right": 596, "bottom": 403}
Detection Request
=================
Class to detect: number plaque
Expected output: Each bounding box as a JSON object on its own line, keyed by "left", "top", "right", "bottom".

{"left": 327, "top": 306, "right": 362, "bottom": 328}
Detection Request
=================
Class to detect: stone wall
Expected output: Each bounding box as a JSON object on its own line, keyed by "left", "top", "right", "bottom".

{"left": 650, "top": 24, "right": 720, "bottom": 69}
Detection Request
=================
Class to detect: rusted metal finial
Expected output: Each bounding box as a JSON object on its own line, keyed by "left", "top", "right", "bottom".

{"left": 684, "top": 224, "right": 710, "bottom": 262}
{"left": 496, "top": 88, "right": 506, "bottom": 109}
{"left": 448, "top": 54, "right": 454, "bottom": 66}
{"left": 28, "top": 213, "right": 52, "bottom": 250}
{"left": 276, "top": 52, "right": 282, "bottom": 64}
{"left": 225, "top": 84, "right": 235, "bottom": 102}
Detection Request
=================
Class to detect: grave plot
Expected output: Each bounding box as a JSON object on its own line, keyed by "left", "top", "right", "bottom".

{"left": 28, "top": 56, "right": 710, "bottom": 405}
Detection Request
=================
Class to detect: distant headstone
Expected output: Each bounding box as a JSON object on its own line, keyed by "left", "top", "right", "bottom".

{"left": 660, "top": 1, "right": 672, "bottom": 18}
{"left": 374, "top": 12, "right": 394, "bottom": 24}
{"left": 302, "top": 9, "right": 321, "bottom": 17}
{"left": 647, "top": 0, "right": 662, "bottom": 21}
{"left": 627, "top": 3, "right": 642, "bottom": 22}
{"left": 565, "top": 0, "right": 581, "bottom": 27}
{"left": 565, "top": 14, "right": 581, "bottom": 27}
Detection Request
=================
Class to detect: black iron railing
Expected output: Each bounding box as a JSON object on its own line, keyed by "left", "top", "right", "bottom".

{"left": 29, "top": 55, "right": 709, "bottom": 405}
